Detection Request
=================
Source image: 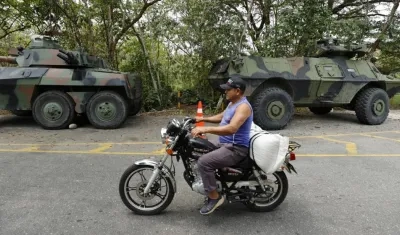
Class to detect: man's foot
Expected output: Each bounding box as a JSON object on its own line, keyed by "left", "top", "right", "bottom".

{"left": 200, "top": 195, "right": 224, "bottom": 215}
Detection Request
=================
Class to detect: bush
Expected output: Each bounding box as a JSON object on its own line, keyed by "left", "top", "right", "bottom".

{"left": 390, "top": 94, "right": 400, "bottom": 109}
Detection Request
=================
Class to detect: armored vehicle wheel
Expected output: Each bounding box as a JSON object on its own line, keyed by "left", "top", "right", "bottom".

{"left": 354, "top": 87, "right": 389, "bottom": 125}
{"left": 86, "top": 91, "right": 128, "bottom": 129}
{"left": 252, "top": 87, "right": 294, "bottom": 130}
{"left": 11, "top": 110, "right": 32, "bottom": 116}
{"left": 32, "top": 91, "right": 75, "bottom": 130}
{"left": 309, "top": 107, "right": 332, "bottom": 115}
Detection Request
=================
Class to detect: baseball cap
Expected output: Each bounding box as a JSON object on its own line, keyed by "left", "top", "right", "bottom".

{"left": 220, "top": 75, "right": 246, "bottom": 92}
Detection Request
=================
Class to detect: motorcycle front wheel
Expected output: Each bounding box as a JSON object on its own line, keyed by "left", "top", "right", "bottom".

{"left": 119, "top": 164, "right": 175, "bottom": 215}
{"left": 245, "top": 171, "right": 288, "bottom": 212}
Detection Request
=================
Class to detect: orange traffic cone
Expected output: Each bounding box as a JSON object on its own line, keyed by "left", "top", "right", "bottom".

{"left": 195, "top": 101, "right": 206, "bottom": 139}
{"left": 196, "top": 101, "right": 204, "bottom": 127}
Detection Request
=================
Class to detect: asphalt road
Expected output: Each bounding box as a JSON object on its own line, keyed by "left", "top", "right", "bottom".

{"left": 1, "top": 109, "right": 400, "bottom": 235}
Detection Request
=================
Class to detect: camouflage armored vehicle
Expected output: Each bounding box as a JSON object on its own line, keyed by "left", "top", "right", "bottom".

{"left": 0, "top": 35, "right": 142, "bottom": 129}
{"left": 208, "top": 38, "right": 400, "bottom": 130}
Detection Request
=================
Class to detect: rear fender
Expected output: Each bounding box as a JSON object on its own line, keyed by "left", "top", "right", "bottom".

{"left": 134, "top": 159, "right": 177, "bottom": 193}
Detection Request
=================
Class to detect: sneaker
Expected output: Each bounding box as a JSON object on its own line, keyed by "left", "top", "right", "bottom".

{"left": 199, "top": 195, "right": 225, "bottom": 215}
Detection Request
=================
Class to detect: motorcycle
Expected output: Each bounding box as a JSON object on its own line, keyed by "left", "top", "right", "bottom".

{"left": 119, "top": 117, "right": 301, "bottom": 215}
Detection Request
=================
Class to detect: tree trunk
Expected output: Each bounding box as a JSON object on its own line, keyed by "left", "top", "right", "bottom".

{"left": 107, "top": 4, "right": 116, "bottom": 68}
{"left": 369, "top": 0, "right": 399, "bottom": 55}
{"left": 134, "top": 28, "right": 161, "bottom": 106}
{"left": 82, "top": 0, "right": 94, "bottom": 53}
{"left": 156, "top": 40, "right": 162, "bottom": 98}
{"left": 108, "top": 41, "right": 116, "bottom": 69}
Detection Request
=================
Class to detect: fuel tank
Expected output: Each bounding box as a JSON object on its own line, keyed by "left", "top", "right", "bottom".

{"left": 188, "top": 137, "right": 218, "bottom": 160}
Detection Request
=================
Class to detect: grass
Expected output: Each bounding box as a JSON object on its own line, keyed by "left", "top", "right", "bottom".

{"left": 390, "top": 94, "right": 400, "bottom": 109}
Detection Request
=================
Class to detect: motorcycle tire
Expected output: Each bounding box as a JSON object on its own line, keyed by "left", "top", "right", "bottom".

{"left": 119, "top": 164, "right": 175, "bottom": 215}
{"left": 245, "top": 171, "right": 288, "bottom": 212}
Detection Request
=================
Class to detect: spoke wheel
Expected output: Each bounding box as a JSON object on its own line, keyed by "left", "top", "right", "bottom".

{"left": 244, "top": 171, "right": 288, "bottom": 212}
{"left": 119, "top": 165, "right": 175, "bottom": 215}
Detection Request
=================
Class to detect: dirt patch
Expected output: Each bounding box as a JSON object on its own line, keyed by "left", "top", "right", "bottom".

{"left": 139, "top": 105, "right": 199, "bottom": 117}
{"left": 0, "top": 110, "right": 12, "bottom": 115}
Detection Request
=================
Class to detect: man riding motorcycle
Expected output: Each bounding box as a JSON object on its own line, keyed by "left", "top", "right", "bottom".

{"left": 191, "top": 75, "right": 253, "bottom": 215}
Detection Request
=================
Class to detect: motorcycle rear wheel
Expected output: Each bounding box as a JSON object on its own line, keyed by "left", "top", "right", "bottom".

{"left": 119, "top": 164, "right": 175, "bottom": 215}
{"left": 245, "top": 171, "right": 288, "bottom": 212}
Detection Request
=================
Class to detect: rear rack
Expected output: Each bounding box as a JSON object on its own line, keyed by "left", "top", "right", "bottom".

{"left": 288, "top": 141, "right": 301, "bottom": 152}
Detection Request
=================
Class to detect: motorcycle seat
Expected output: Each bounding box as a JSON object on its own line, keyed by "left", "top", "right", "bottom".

{"left": 223, "top": 156, "right": 253, "bottom": 172}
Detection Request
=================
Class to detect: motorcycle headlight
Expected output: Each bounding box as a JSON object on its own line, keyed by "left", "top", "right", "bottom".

{"left": 160, "top": 127, "right": 167, "bottom": 144}
{"left": 166, "top": 119, "right": 180, "bottom": 136}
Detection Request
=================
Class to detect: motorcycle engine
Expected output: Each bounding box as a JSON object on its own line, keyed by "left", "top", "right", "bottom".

{"left": 191, "top": 161, "right": 222, "bottom": 195}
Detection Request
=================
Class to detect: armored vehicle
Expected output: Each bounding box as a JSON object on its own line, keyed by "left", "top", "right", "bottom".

{"left": 0, "top": 35, "right": 142, "bottom": 129}
{"left": 208, "top": 38, "right": 400, "bottom": 130}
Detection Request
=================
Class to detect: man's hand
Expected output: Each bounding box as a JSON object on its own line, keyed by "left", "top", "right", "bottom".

{"left": 191, "top": 126, "right": 207, "bottom": 137}
{"left": 195, "top": 116, "right": 204, "bottom": 123}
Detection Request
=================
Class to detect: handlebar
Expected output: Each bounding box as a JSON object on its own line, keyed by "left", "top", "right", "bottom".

{"left": 182, "top": 116, "right": 195, "bottom": 124}
{"left": 182, "top": 117, "right": 196, "bottom": 131}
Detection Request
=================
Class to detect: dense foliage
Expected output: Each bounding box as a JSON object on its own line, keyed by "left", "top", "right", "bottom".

{"left": 1, "top": 0, "right": 399, "bottom": 111}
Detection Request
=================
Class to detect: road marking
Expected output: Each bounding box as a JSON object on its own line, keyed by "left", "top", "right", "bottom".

{"left": 89, "top": 144, "right": 113, "bottom": 153}
{"left": 0, "top": 142, "right": 161, "bottom": 146}
{"left": 0, "top": 149, "right": 163, "bottom": 155}
{"left": 346, "top": 144, "right": 358, "bottom": 155}
{"left": 151, "top": 147, "right": 166, "bottom": 155}
{"left": 0, "top": 148, "right": 399, "bottom": 157}
{"left": 316, "top": 136, "right": 358, "bottom": 155}
{"left": 290, "top": 130, "right": 399, "bottom": 139}
{"left": 297, "top": 154, "right": 400, "bottom": 157}
{"left": 18, "top": 145, "right": 40, "bottom": 151}
{"left": 359, "top": 133, "right": 400, "bottom": 143}
{"left": 0, "top": 130, "right": 399, "bottom": 157}
{"left": 338, "top": 109, "right": 400, "bottom": 120}
{"left": 0, "top": 130, "right": 397, "bottom": 147}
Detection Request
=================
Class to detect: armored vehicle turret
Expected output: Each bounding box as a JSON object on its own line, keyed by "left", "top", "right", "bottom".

{"left": 208, "top": 38, "right": 400, "bottom": 130}
{"left": 313, "top": 38, "right": 369, "bottom": 58}
{"left": 0, "top": 35, "right": 142, "bottom": 129}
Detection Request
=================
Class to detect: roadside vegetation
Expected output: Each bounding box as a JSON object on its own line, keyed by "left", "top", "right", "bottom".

{"left": 1, "top": 0, "right": 399, "bottom": 114}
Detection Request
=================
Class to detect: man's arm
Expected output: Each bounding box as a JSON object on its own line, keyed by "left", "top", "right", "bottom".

{"left": 201, "top": 103, "right": 251, "bottom": 135}
{"left": 197, "top": 111, "right": 224, "bottom": 123}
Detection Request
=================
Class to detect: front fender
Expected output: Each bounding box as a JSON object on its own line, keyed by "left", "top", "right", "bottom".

{"left": 134, "top": 159, "right": 177, "bottom": 193}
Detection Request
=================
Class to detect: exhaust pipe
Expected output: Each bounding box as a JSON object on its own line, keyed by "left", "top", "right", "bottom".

{"left": 234, "top": 181, "right": 261, "bottom": 188}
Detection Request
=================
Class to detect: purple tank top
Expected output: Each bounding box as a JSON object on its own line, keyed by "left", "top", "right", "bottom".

{"left": 219, "top": 97, "right": 253, "bottom": 147}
